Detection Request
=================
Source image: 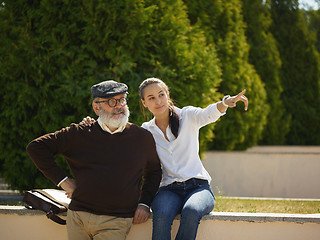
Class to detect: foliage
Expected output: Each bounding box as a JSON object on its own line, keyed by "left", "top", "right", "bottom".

{"left": 304, "top": 8, "right": 320, "bottom": 53}
{"left": 0, "top": 0, "right": 221, "bottom": 190}
{"left": 270, "top": 0, "right": 320, "bottom": 144}
{"left": 184, "top": 0, "right": 268, "bottom": 150}
{"left": 1, "top": 0, "right": 320, "bottom": 191}
{"left": 242, "top": 0, "right": 290, "bottom": 145}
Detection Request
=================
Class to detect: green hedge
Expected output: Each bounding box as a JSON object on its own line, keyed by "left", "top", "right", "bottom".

{"left": 270, "top": 0, "right": 320, "bottom": 144}
{"left": 1, "top": 0, "right": 319, "bottom": 191}
{"left": 242, "top": 0, "right": 290, "bottom": 145}
{"left": 185, "top": 0, "right": 268, "bottom": 150}
{"left": 0, "top": 0, "right": 221, "bottom": 191}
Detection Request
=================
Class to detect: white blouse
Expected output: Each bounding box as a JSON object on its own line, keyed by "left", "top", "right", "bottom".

{"left": 141, "top": 103, "right": 225, "bottom": 187}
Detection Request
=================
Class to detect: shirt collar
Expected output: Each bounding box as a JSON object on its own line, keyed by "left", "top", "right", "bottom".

{"left": 97, "top": 117, "right": 126, "bottom": 134}
{"left": 149, "top": 117, "right": 157, "bottom": 129}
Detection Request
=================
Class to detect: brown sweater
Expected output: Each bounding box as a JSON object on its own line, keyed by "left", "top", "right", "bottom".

{"left": 26, "top": 122, "right": 162, "bottom": 217}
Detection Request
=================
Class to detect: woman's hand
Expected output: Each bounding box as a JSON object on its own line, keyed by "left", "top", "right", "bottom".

{"left": 80, "top": 116, "right": 96, "bottom": 126}
{"left": 217, "top": 89, "right": 248, "bottom": 113}
{"left": 224, "top": 89, "right": 248, "bottom": 110}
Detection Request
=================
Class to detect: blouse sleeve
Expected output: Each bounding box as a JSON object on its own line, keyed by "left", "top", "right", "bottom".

{"left": 182, "top": 103, "right": 226, "bottom": 128}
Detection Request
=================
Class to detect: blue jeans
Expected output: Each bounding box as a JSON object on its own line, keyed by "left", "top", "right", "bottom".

{"left": 151, "top": 178, "right": 215, "bottom": 240}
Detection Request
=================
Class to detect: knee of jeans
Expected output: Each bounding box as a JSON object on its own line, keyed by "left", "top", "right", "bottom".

{"left": 153, "top": 210, "right": 175, "bottom": 221}
{"left": 182, "top": 207, "right": 200, "bottom": 220}
{"left": 181, "top": 205, "right": 212, "bottom": 221}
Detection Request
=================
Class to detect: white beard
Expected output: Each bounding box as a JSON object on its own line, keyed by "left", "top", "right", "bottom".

{"left": 99, "top": 106, "right": 130, "bottom": 129}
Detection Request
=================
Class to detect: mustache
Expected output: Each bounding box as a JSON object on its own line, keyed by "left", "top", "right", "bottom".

{"left": 111, "top": 108, "right": 125, "bottom": 115}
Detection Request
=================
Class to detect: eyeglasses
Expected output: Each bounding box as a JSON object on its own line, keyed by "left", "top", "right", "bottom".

{"left": 95, "top": 97, "right": 128, "bottom": 108}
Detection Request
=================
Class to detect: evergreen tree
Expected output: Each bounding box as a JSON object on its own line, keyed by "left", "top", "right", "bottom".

{"left": 270, "top": 0, "right": 320, "bottom": 144}
{"left": 184, "top": 0, "right": 268, "bottom": 150}
{"left": 305, "top": 7, "right": 320, "bottom": 53}
{"left": 0, "top": 0, "right": 221, "bottom": 190}
{"left": 242, "top": 0, "right": 290, "bottom": 145}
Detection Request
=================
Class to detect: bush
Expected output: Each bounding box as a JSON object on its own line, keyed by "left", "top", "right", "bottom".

{"left": 0, "top": 0, "right": 221, "bottom": 190}
{"left": 242, "top": 0, "right": 290, "bottom": 145}
{"left": 184, "top": 0, "right": 268, "bottom": 150}
{"left": 270, "top": 0, "right": 320, "bottom": 144}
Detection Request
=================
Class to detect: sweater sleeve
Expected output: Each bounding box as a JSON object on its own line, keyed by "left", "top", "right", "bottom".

{"left": 139, "top": 132, "right": 162, "bottom": 207}
{"left": 26, "top": 126, "right": 74, "bottom": 185}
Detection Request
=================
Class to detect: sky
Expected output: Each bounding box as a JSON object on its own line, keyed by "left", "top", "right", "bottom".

{"left": 299, "top": 0, "right": 319, "bottom": 9}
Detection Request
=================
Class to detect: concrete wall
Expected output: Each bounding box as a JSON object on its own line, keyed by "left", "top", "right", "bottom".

{"left": 1, "top": 207, "right": 319, "bottom": 240}
{"left": 202, "top": 146, "right": 320, "bottom": 199}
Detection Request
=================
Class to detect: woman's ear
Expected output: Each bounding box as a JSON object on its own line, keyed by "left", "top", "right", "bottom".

{"left": 141, "top": 99, "right": 147, "bottom": 108}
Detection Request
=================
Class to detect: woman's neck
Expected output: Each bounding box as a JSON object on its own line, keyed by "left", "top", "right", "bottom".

{"left": 154, "top": 109, "right": 170, "bottom": 129}
{"left": 154, "top": 109, "right": 170, "bottom": 141}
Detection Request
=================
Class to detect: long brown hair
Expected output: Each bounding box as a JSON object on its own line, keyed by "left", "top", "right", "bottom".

{"left": 139, "top": 78, "right": 180, "bottom": 138}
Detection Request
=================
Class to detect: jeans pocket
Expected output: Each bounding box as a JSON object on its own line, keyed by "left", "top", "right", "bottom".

{"left": 197, "top": 183, "right": 215, "bottom": 199}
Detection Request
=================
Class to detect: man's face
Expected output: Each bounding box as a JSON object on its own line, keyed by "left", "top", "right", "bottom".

{"left": 93, "top": 94, "right": 130, "bottom": 129}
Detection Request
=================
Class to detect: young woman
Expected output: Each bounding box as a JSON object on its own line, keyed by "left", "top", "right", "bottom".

{"left": 139, "top": 78, "right": 248, "bottom": 240}
{"left": 82, "top": 77, "right": 248, "bottom": 240}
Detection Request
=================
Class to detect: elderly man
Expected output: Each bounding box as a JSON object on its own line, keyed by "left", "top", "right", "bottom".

{"left": 26, "top": 80, "right": 162, "bottom": 240}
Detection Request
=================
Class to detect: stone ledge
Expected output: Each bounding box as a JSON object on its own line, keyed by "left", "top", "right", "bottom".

{"left": 0, "top": 206, "right": 47, "bottom": 216}
{"left": 204, "top": 212, "right": 320, "bottom": 223}
{"left": 246, "top": 146, "right": 320, "bottom": 154}
{"left": 1, "top": 206, "right": 319, "bottom": 224}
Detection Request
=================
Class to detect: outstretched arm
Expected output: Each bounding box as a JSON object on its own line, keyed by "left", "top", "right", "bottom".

{"left": 217, "top": 89, "right": 248, "bottom": 113}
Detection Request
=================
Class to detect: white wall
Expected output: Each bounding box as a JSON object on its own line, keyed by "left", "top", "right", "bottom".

{"left": 202, "top": 146, "right": 320, "bottom": 199}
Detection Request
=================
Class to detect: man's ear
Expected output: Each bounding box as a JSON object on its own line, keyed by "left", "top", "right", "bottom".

{"left": 92, "top": 102, "right": 100, "bottom": 116}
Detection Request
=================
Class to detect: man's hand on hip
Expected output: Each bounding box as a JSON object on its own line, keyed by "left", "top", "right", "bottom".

{"left": 60, "top": 178, "right": 76, "bottom": 199}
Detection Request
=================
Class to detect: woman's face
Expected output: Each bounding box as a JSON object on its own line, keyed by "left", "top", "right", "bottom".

{"left": 141, "top": 83, "right": 169, "bottom": 116}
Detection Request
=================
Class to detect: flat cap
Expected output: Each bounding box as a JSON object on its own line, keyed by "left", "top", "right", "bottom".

{"left": 91, "top": 80, "right": 128, "bottom": 99}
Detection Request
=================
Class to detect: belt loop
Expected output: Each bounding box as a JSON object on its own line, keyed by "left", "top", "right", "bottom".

{"left": 192, "top": 178, "right": 196, "bottom": 185}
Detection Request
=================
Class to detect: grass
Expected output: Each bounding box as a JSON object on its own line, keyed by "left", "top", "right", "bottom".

{"left": 0, "top": 199, "right": 24, "bottom": 206}
{"left": 213, "top": 197, "right": 320, "bottom": 214}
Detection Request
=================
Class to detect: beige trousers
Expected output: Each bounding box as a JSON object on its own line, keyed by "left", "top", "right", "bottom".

{"left": 66, "top": 209, "right": 133, "bottom": 240}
